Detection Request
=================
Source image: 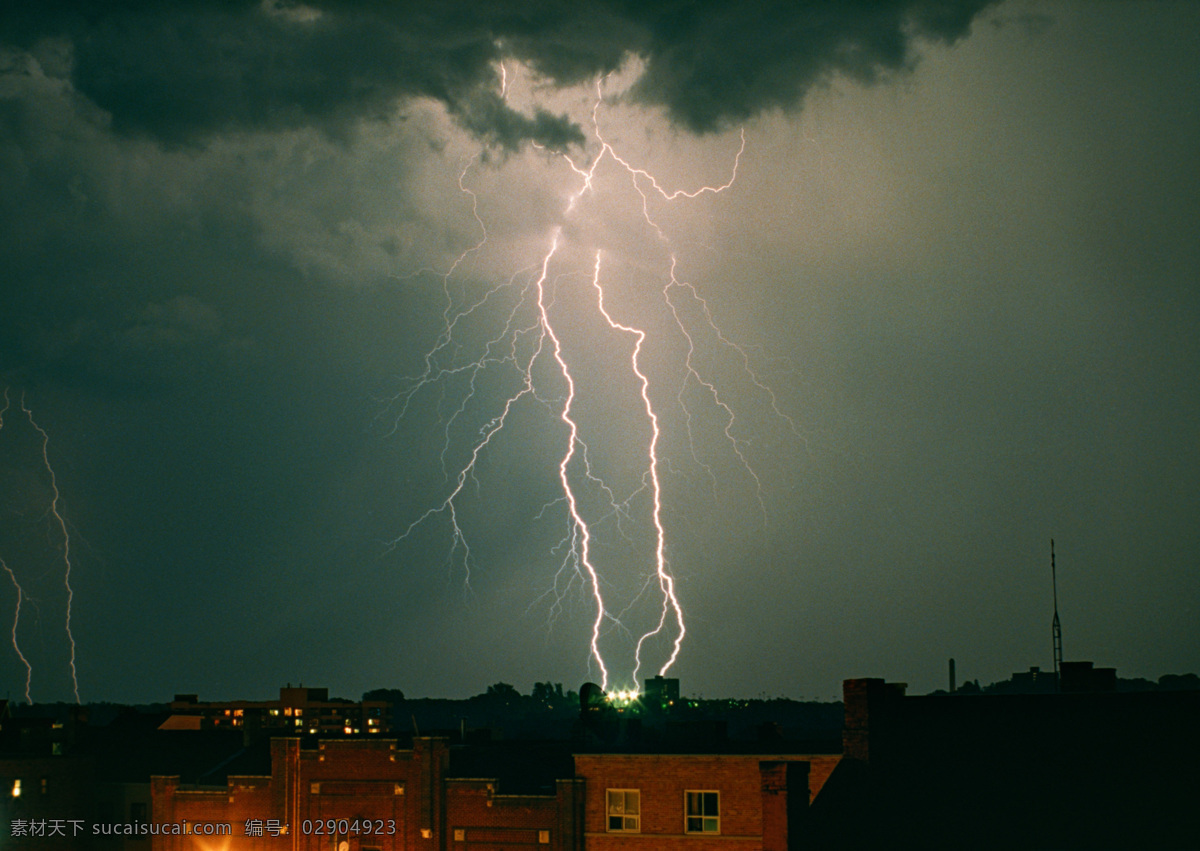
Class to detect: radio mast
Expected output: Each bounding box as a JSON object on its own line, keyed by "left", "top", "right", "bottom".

{"left": 1051, "top": 539, "right": 1063, "bottom": 690}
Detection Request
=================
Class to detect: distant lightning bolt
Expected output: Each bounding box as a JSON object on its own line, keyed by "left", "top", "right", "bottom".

{"left": 1, "top": 389, "right": 33, "bottom": 703}
{"left": 390, "top": 69, "right": 796, "bottom": 694}
{"left": 0, "top": 388, "right": 81, "bottom": 704}
{"left": 2, "top": 559, "right": 32, "bottom": 704}
{"left": 22, "top": 394, "right": 81, "bottom": 704}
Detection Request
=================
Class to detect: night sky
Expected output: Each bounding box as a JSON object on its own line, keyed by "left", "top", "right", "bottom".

{"left": 1, "top": 1, "right": 1197, "bottom": 705}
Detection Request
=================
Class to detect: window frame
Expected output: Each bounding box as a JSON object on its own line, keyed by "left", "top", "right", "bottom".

{"left": 684, "top": 790, "right": 720, "bottom": 835}
{"left": 606, "top": 788, "right": 641, "bottom": 833}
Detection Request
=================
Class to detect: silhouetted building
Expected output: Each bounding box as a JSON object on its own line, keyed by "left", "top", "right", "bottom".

{"left": 809, "top": 676, "right": 1200, "bottom": 849}
{"left": 1007, "top": 665, "right": 1058, "bottom": 694}
{"left": 1058, "top": 660, "right": 1117, "bottom": 693}
{"left": 641, "top": 676, "right": 679, "bottom": 714}
{"left": 163, "top": 685, "right": 391, "bottom": 737}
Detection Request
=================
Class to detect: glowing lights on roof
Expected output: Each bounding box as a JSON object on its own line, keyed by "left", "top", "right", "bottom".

{"left": 606, "top": 689, "right": 639, "bottom": 707}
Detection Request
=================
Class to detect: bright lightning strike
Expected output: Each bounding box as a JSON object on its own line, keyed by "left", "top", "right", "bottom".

{"left": 0, "top": 387, "right": 81, "bottom": 704}
{"left": 588, "top": 251, "right": 683, "bottom": 684}
{"left": 388, "top": 71, "right": 796, "bottom": 692}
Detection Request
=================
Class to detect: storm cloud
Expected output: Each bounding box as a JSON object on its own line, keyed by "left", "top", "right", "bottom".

{"left": 3, "top": 0, "right": 996, "bottom": 147}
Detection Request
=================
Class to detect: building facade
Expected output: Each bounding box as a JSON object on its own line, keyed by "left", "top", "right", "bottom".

{"left": 149, "top": 738, "right": 837, "bottom": 851}
{"left": 573, "top": 752, "right": 839, "bottom": 851}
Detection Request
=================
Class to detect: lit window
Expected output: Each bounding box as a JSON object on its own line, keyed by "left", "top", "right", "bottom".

{"left": 685, "top": 791, "right": 719, "bottom": 834}
{"left": 538, "top": 830, "right": 550, "bottom": 844}
{"left": 11, "top": 779, "right": 21, "bottom": 798}
{"left": 606, "top": 789, "right": 639, "bottom": 832}
{"left": 453, "top": 829, "right": 465, "bottom": 841}
{"left": 294, "top": 709, "right": 303, "bottom": 717}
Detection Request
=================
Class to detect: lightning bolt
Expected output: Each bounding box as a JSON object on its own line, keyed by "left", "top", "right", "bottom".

{"left": 536, "top": 233, "right": 611, "bottom": 688}
{"left": 389, "top": 69, "right": 795, "bottom": 695}
{"left": 588, "top": 252, "right": 684, "bottom": 683}
{"left": 2, "top": 559, "right": 32, "bottom": 704}
{"left": 0, "top": 387, "right": 81, "bottom": 704}
{"left": 0, "top": 389, "right": 33, "bottom": 703}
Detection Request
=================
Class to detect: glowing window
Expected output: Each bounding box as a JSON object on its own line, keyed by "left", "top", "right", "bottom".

{"left": 685, "top": 791, "right": 719, "bottom": 834}
{"left": 538, "top": 829, "right": 550, "bottom": 843}
{"left": 606, "top": 789, "right": 639, "bottom": 832}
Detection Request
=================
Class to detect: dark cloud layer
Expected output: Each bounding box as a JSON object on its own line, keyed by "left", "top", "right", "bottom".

{"left": 3, "top": 0, "right": 995, "bottom": 147}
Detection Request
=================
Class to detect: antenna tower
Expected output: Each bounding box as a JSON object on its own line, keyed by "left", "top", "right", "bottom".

{"left": 1051, "top": 539, "right": 1062, "bottom": 690}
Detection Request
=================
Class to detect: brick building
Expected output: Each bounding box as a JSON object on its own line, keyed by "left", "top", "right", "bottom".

{"left": 149, "top": 735, "right": 840, "bottom": 850}
{"left": 574, "top": 752, "right": 839, "bottom": 851}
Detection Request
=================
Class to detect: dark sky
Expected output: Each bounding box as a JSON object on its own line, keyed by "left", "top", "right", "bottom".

{"left": 1, "top": 0, "right": 1197, "bottom": 704}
